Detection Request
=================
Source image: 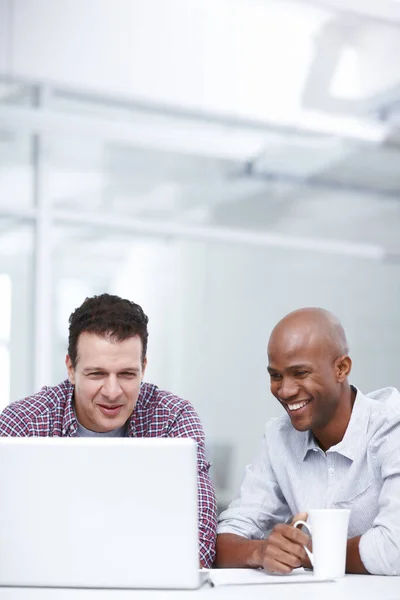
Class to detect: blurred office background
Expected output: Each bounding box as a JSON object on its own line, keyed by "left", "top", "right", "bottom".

{"left": 1, "top": 0, "right": 400, "bottom": 509}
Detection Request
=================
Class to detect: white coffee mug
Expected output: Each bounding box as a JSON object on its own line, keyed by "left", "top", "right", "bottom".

{"left": 293, "top": 508, "right": 351, "bottom": 579}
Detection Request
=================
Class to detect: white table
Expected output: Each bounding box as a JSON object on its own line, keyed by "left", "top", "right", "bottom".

{"left": 1, "top": 574, "right": 399, "bottom": 600}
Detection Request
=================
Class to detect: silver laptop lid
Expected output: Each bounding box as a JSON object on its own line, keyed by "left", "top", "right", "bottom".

{"left": 0, "top": 437, "right": 200, "bottom": 589}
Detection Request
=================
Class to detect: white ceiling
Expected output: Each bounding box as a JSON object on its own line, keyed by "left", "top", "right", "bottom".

{"left": 0, "top": 0, "right": 400, "bottom": 257}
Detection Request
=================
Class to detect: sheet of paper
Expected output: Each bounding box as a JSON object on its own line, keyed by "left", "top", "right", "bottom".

{"left": 210, "top": 567, "right": 335, "bottom": 586}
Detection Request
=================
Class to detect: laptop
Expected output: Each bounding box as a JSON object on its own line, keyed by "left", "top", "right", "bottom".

{"left": 0, "top": 437, "right": 207, "bottom": 589}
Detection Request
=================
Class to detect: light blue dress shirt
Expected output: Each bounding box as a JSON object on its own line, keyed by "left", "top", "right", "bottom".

{"left": 217, "top": 387, "right": 400, "bottom": 575}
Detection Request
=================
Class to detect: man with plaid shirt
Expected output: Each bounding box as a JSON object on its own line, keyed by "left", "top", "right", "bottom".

{"left": 0, "top": 293, "right": 217, "bottom": 568}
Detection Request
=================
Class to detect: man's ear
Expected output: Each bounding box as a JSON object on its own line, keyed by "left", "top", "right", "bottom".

{"left": 335, "top": 355, "right": 352, "bottom": 382}
{"left": 65, "top": 355, "right": 76, "bottom": 385}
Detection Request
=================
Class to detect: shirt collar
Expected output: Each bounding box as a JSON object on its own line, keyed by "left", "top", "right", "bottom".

{"left": 126, "top": 411, "right": 136, "bottom": 436}
{"left": 61, "top": 381, "right": 79, "bottom": 436}
{"left": 329, "top": 386, "right": 370, "bottom": 461}
{"left": 301, "top": 386, "right": 371, "bottom": 462}
{"left": 125, "top": 381, "right": 153, "bottom": 437}
{"left": 301, "top": 429, "right": 320, "bottom": 460}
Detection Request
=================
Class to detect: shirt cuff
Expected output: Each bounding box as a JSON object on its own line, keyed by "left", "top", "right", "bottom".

{"left": 359, "top": 528, "right": 400, "bottom": 575}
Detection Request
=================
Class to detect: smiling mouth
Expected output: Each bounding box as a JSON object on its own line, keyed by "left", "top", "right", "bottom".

{"left": 285, "top": 399, "right": 312, "bottom": 412}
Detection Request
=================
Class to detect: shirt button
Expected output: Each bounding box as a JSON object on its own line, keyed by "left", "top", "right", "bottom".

{"left": 328, "top": 467, "right": 334, "bottom": 474}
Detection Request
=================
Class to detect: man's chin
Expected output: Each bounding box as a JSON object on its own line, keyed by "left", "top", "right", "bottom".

{"left": 94, "top": 419, "right": 126, "bottom": 434}
{"left": 289, "top": 417, "right": 312, "bottom": 432}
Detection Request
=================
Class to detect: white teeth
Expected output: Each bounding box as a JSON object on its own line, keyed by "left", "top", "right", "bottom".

{"left": 287, "top": 400, "right": 310, "bottom": 411}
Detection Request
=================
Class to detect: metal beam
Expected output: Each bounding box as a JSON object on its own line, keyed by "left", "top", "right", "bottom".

{"left": 244, "top": 164, "right": 400, "bottom": 200}
{"left": 0, "top": 78, "right": 390, "bottom": 151}
{"left": 0, "top": 200, "right": 390, "bottom": 261}
{"left": 51, "top": 209, "right": 386, "bottom": 261}
{"left": 32, "top": 87, "right": 53, "bottom": 390}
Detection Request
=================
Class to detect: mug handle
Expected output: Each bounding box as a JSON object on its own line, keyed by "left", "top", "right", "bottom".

{"left": 293, "top": 519, "right": 314, "bottom": 566}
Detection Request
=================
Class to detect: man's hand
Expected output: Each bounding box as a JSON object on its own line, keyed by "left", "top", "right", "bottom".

{"left": 291, "top": 512, "right": 313, "bottom": 570}
{"left": 255, "top": 512, "right": 311, "bottom": 574}
{"left": 215, "top": 513, "right": 312, "bottom": 570}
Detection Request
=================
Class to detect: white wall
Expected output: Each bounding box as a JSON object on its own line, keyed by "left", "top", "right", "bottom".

{"left": 0, "top": 253, "right": 34, "bottom": 402}
{"left": 0, "top": 0, "right": 12, "bottom": 73}
{"left": 171, "top": 240, "right": 400, "bottom": 496}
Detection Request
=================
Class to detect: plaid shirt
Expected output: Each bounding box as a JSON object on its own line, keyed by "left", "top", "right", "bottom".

{"left": 0, "top": 380, "right": 217, "bottom": 567}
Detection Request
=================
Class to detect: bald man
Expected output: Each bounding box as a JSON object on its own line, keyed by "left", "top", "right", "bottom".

{"left": 216, "top": 308, "right": 400, "bottom": 576}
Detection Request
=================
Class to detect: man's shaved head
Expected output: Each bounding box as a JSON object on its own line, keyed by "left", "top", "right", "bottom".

{"left": 268, "top": 307, "right": 349, "bottom": 361}
{"left": 267, "top": 307, "right": 352, "bottom": 445}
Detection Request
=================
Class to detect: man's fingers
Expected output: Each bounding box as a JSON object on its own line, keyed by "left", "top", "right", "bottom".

{"left": 291, "top": 512, "right": 308, "bottom": 525}
{"left": 264, "top": 526, "right": 308, "bottom": 568}
{"left": 266, "top": 543, "right": 303, "bottom": 569}
{"left": 260, "top": 522, "right": 310, "bottom": 574}
{"left": 262, "top": 556, "right": 294, "bottom": 575}
{"left": 273, "top": 523, "right": 310, "bottom": 548}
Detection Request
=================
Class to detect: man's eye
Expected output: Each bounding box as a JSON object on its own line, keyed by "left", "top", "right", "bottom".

{"left": 88, "top": 372, "right": 104, "bottom": 377}
{"left": 294, "top": 371, "right": 308, "bottom": 377}
{"left": 270, "top": 373, "right": 282, "bottom": 381}
{"left": 120, "top": 372, "right": 136, "bottom": 378}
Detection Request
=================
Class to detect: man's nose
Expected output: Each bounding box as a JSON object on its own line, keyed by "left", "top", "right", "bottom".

{"left": 278, "top": 377, "right": 299, "bottom": 401}
{"left": 102, "top": 376, "right": 122, "bottom": 400}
